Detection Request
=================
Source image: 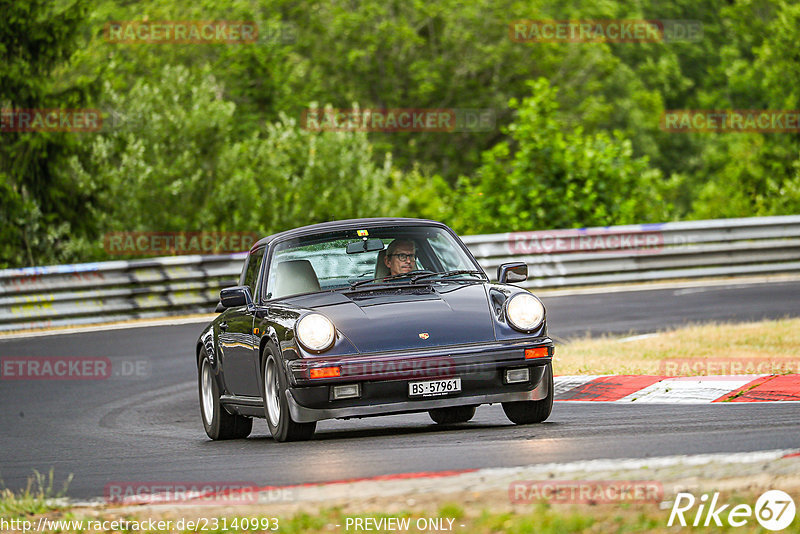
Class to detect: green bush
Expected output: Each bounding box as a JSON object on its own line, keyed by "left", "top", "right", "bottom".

{"left": 452, "top": 79, "right": 665, "bottom": 234}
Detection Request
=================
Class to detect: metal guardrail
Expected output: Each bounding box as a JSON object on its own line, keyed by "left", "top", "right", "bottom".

{"left": 1, "top": 215, "right": 799, "bottom": 331}
{"left": 462, "top": 215, "right": 800, "bottom": 289}
{"left": 0, "top": 255, "right": 245, "bottom": 331}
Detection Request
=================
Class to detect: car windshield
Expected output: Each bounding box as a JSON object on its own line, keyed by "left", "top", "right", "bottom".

{"left": 264, "top": 225, "right": 482, "bottom": 299}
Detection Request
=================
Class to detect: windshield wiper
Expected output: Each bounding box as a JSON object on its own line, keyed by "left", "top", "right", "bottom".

{"left": 349, "top": 270, "right": 434, "bottom": 289}
{"left": 411, "top": 270, "right": 488, "bottom": 283}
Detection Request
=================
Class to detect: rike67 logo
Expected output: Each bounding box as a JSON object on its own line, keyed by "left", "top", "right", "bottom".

{"left": 668, "top": 490, "right": 796, "bottom": 531}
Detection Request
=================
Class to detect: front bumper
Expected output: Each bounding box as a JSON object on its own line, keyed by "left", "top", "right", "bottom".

{"left": 285, "top": 339, "right": 553, "bottom": 423}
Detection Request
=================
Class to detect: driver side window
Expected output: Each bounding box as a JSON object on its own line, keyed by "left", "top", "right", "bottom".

{"left": 242, "top": 247, "right": 265, "bottom": 298}
{"left": 429, "top": 233, "right": 471, "bottom": 271}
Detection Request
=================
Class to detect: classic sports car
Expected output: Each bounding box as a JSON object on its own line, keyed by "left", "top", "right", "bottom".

{"left": 196, "top": 218, "right": 554, "bottom": 441}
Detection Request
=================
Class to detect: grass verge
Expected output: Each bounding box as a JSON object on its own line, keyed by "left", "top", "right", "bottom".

{"left": 554, "top": 318, "right": 800, "bottom": 375}
{"left": 0, "top": 470, "right": 70, "bottom": 518}
{"left": 8, "top": 492, "right": 798, "bottom": 533}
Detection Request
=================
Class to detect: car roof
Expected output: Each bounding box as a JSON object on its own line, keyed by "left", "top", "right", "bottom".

{"left": 250, "top": 217, "right": 450, "bottom": 252}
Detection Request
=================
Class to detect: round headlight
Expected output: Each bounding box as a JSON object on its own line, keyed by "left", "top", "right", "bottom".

{"left": 296, "top": 313, "right": 336, "bottom": 352}
{"left": 505, "top": 293, "right": 545, "bottom": 332}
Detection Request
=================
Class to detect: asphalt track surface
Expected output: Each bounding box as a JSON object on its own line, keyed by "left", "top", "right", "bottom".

{"left": 1, "top": 280, "right": 799, "bottom": 499}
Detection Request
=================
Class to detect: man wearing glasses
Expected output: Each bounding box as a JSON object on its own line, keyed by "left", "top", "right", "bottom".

{"left": 383, "top": 239, "right": 417, "bottom": 276}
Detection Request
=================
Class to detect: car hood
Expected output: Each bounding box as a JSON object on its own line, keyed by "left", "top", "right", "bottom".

{"left": 284, "top": 283, "right": 496, "bottom": 353}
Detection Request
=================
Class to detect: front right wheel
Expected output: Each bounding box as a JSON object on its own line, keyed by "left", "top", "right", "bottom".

{"left": 502, "top": 365, "right": 553, "bottom": 424}
{"left": 262, "top": 351, "right": 316, "bottom": 442}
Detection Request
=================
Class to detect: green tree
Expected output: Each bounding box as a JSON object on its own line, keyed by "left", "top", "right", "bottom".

{"left": 5, "top": 0, "right": 800, "bottom": 267}
{"left": 453, "top": 79, "right": 664, "bottom": 234}
{"left": 0, "top": 0, "right": 96, "bottom": 267}
{"left": 63, "top": 64, "right": 239, "bottom": 256}
{"left": 208, "top": 110, "right": 390, "bottom": 234}
{"left": 66, "top": 67, "right": 436, "bottom": 254}
{"left": 686, "top": 0, "right": 800, "bottom": 219}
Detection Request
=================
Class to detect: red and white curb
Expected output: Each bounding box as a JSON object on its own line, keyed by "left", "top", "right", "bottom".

{"left": 554, "top": 374, "right": 800, "bottom": 402}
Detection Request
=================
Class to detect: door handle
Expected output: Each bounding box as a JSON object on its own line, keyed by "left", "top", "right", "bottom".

{"left": 219, "top": 322, "right": 228, "bottom": 331}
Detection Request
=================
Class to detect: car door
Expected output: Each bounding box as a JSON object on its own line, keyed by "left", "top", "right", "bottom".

{"left": 218, "top": 246, "right": 265, "bottom": 397}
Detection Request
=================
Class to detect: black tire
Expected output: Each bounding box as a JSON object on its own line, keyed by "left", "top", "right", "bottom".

{"left": 502, "top": 365, "right": 554, "bottom": 425}
{"left": 262, "top": 350, "right": 316, "bottom": 442}
{"left": 198, "top": 353, "right": 253, "bottom": 440}
{"left": 428, "top": 405, "right": 477, "bottom": 424}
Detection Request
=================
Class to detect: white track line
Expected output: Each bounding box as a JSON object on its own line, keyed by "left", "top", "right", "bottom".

{"left": 535, "top": 273, "right": 800, "bottom": 297}
{"left": 0, "top": 315, "right": 215, "bottom": 340}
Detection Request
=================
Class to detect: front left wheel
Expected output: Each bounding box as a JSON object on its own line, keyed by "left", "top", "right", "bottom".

{"left": 199, "top": 354, "right": 253, "bottom": 440}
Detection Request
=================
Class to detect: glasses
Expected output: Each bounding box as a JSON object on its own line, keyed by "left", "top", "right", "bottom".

{"left": 388, "top": 253, "right": 416, "bottom": 262}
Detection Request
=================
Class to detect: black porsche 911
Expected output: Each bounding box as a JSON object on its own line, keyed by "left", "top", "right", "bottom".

{"left": 196, "top": 218, "right": 554, "bottom": 441}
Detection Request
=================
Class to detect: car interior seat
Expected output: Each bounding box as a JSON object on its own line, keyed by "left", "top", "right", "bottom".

{"left": 272, "top": 259, "right": 321, "bottom": 298}
{"left": 374, "top": 250, "right": 390, "bottom": 279}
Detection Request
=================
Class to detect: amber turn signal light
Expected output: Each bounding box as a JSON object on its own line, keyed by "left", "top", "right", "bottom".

{"left": 524, "top": 347, "right": 549, "bottom": 359}
{"left": 310, "top": 366, "right": 341, "bottom": 379}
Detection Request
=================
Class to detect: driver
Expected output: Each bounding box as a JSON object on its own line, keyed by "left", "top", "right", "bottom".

{"left": 383, "top": 239, "right": 416, "bottom": 276}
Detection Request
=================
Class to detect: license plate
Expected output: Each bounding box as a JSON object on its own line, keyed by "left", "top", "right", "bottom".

{"left": 409, "top": 377, "right": 461, "bottom": 397}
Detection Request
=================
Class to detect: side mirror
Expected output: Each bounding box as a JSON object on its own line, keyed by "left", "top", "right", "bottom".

{"left": 219, "top": 286, "right": 253, "bottom": 308}
{"left": 346, "top": 238, "right": 385, "bottom": 254}
{"left": 498, "top": 262, "right": 528, "bottom": 284}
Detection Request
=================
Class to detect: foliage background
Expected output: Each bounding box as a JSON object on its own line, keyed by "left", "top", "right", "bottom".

{"left": 1, "top": 0, "right": 799, "bottom": 267}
